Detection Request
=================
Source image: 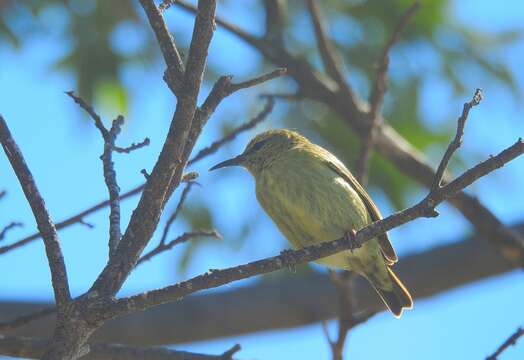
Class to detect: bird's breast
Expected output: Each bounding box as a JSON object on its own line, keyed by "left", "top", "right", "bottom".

{"left": 255, "top": 154, "right": 370, "bottom": 250}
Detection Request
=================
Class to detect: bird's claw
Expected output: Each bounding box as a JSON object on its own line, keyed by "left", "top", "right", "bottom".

{"left": 344, "top": 229, "right": 361, "bottom": 252}
{"left": 279, "top": 249, "right": 297, "bottom": 273}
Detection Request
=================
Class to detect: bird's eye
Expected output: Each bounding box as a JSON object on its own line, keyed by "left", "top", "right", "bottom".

{"left": 249, "top": 139, "right": 267, "bottom": 152}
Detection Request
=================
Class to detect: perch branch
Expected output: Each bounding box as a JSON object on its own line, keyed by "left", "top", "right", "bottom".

{"left": 1, "top": 229, "right": 517, "bottom": 343}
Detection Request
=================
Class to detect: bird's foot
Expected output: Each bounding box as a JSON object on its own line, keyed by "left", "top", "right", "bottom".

{"left": 279, "top": 249, "right": 297, "bottom": 273}
{"left": 344, "top": 229, "right": 361, "bottom": 252}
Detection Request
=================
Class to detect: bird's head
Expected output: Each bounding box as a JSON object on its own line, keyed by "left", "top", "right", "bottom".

{"left": 210, "top": 129, "right": 308, "bottom": 176}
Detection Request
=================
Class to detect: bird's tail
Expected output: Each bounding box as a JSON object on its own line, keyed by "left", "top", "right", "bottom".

{"left": 372, "top": 268, "right": 413, "bottom": 318}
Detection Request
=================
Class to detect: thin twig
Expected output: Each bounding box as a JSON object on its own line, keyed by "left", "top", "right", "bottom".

{"left": 105, "top": 116, "right": 124, "bottom": 256}
{"left": 66, "top": 93, "right": 150, "bottom": 257}
{"left": 78, "top": 218, "right": 95, "bottom": 229}
{"left": 67, "top": 92, "right": 126, "bottom": 257}
{"left": 306, "top": 0, "right": 346, "bottom": 85}
{"left": 486, "top": 327, "right": 524, "bottom": 360}
{"left": 260, "top": 92, "right": 302, "bottom": 101}
{"left": 138, "top": 230, "right": 221, "bottom": 265}
{"left": 113, "top": 137, "right": 151, "bottom": 154}
{"left": 356, "top": 1, "right": 420, "bottom": 184}
{"left": 0, "top": 115, "right": 71, "bottom": 309}
{"left": 65, "top": 91, "right": 109, "bottom": 140}
{"left": 199, "top": 68, "right": 286, "bottom": 120}
{"left": 306, "top": 0, "right": 358, "bottom": 109}
{"left": 0, "top": 184, "right": 144, "bottom": 255}
{"left": 262, "top": 0, "right": 285, "bottom": 47}
{"left": 323, "top": 273, "right": 375, "bottom": 360}
{"left": 0, "top": 221, "right": 23, "bottom": 241}
{"left": 188, "top": 97, "right": 275, "bottom": 165}
{"left": 220, "top": 344, "right": 241, "bottom": 359}
{"left": 159, "top": 181, "right": 198, "bottom": 246}
{"left": 433, "top": 88, "right": 483, "bottom": 190}
{"left": 228, "top": 68, "right": 286, "bottom": 93}
{"left": 326, "top": 271, "right": 356, "bottom": 360}
{"left": 139, "top": 0, "right": 185, "bottom": 95}
{"left": 176, "top": 0, "right": 261, "bottom": 49}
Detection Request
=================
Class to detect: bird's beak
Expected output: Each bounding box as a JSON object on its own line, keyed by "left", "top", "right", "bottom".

{"left": 209, "top": 154, "right": 245, "bottom": 171}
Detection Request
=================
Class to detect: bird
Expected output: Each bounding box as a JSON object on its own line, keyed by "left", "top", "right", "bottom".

{"left": 210, "top": 129, "right": 412, "bottom": 317}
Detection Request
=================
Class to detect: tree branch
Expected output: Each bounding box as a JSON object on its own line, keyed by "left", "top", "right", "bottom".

{"left": 0, "top": 221, "right": 23, "bottom": 241}
{"left": 139, "top": 0, "right": 185, "bottom": 95}
{"left": 262, "top": 0, "right": 285, "bottom": 47}
{"left": 306, "top": 0, "right": 345, "bottom": 86}
{"left": 158, "top": 181, "right": 198, "bottom": 246}
{"left": 356, "top": 1, "right": 420, "bottom": 184}
{"left": 0, "top": 335, "right": 240, "bottom": 360}
{"left": 68, "top": 92, "right": 124, "bottom": 256}
{"left": 487, "top": 327, "right": 524, "bottom": 360}
{"left": 2, "top": 226, "right": 517, "bottom": 344}
{"left": 433, "top": 88, "right": 483, "bottom": 190}
{"left": 0, "top": 184, "right": 144, "bottom": 255}
{"left": 322, "top": 272, "right": 363, "bottom": 360}
{"left": 176, "top": 0, "right": 262, "bottom": 50}
{"left": 66, "top": 92, "right": 150, "bottom": 257}
{"left": 0, "top": 116, "right": 71, "bottom": 309}
{"left": 89, "top": 0, "right": 217, "bottom": 298}
{"left": 138, "top": 230, "right": 221, "bottom": 266}
{"left": 112, "top": 138, "right": 151, "bottom": 154}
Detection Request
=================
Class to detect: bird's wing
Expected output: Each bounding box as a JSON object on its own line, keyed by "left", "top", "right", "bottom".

{"left": 314, "top": 145, "right": 398, "bottom": 265}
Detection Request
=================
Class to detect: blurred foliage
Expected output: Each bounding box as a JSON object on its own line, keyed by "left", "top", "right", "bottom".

{"left": 1, "top": 0, "right": 522, "bottom": 267}
{"left": 0, "top": 0, "right": 156, "bottom": 107}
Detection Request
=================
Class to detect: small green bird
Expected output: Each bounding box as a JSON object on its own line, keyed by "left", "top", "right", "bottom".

{"left": 210, "top": 129, "right": 412, "bottom": 317}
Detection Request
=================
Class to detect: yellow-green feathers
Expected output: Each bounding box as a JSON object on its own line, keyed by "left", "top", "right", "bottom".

{"left": 212, "top": 129, "right": 412, "bottom": 317}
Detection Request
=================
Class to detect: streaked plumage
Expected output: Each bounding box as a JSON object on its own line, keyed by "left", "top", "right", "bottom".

{"left": 211, "top": 129, "right": 412, "bottom": 317}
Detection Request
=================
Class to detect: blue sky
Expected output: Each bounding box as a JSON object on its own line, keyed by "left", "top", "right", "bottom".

{"left": 1, "top": 1, "right": 523, "bottom": 359}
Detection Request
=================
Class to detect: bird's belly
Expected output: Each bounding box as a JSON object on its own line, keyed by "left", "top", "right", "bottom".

{"left": 256, "top": 165, "right": 373, "bottom": 270}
